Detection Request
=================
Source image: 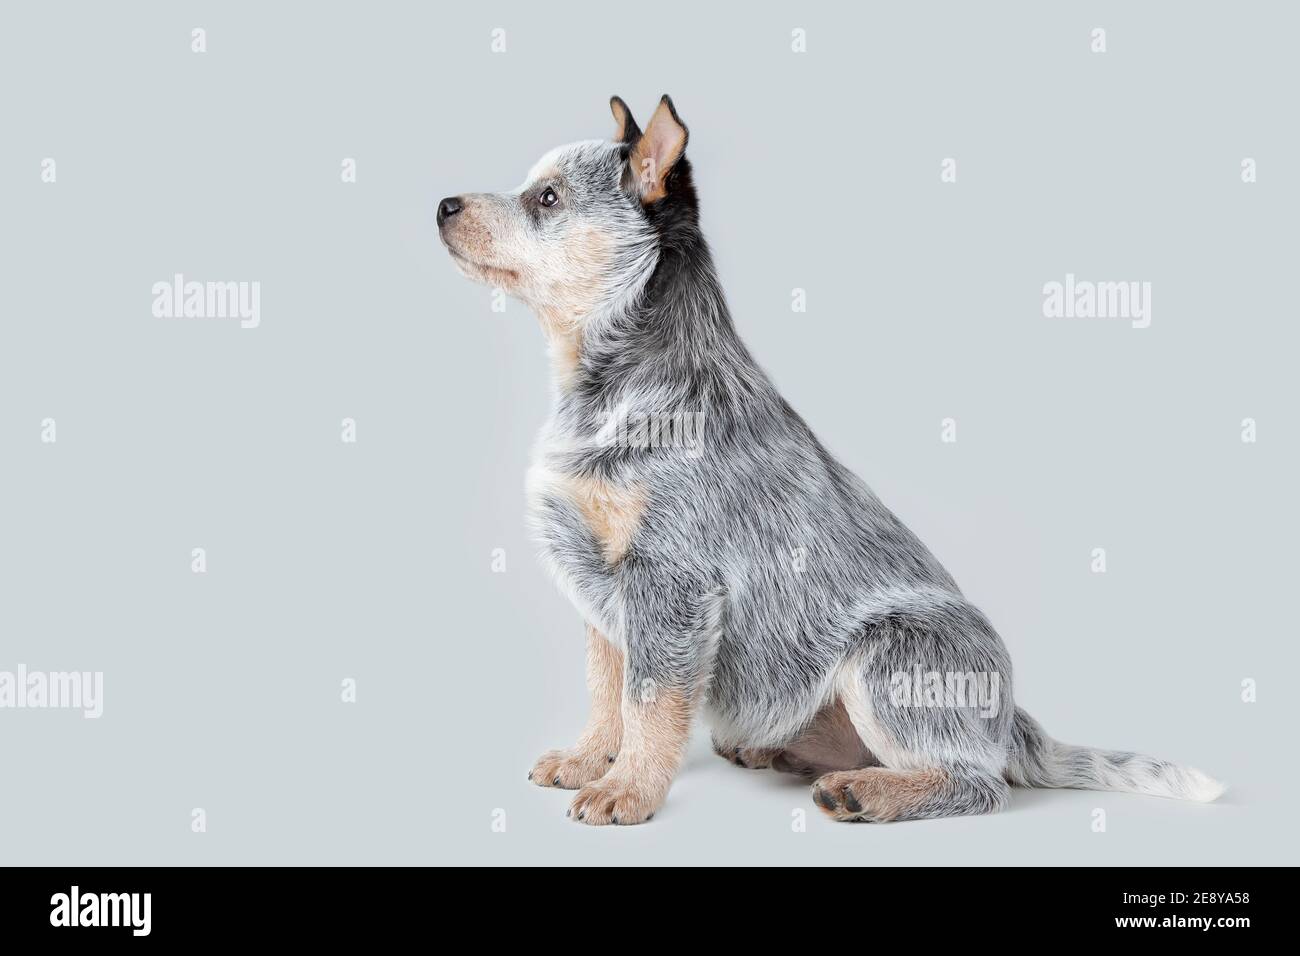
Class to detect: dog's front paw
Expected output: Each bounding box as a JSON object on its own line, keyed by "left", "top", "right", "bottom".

{"left": 528, "top": 747, "right": 616, "bottom": 790}
{"left": 568, "top": 771, "right": 665, "bottom": 826}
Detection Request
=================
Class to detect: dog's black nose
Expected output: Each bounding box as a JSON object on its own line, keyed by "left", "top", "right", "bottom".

{"left": 437, "top": 196, "right": 463, "bottom": 227}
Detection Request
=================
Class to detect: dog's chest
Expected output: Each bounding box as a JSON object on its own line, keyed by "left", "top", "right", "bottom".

{"left": 526, "top": 441, "right": 646, "bottom": 567}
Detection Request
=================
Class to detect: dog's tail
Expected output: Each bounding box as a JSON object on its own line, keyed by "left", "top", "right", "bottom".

{"left": 1005, "top": 707, "right": 1226, "bottom": 802}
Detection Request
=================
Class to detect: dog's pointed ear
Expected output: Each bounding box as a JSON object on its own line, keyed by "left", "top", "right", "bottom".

{"left": 628, "top": 95, "right": 688, "bottom": 204}
{"left": 609, "top": 95, "right": 641, "bottom": 145}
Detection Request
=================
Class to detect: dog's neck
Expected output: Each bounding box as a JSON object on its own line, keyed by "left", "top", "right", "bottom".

{"left": 536, "top": 306, "right": 585, "bottom": 388}
{"left": 541, "top": 234, "right": 763, "bottom": 424}
{"left": 532, "top": 243, "right": 659, "bottom": 391}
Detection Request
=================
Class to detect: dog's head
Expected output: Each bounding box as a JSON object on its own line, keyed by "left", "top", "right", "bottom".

{"left": 437, "top": 95, "right": 692, "bottom": 328}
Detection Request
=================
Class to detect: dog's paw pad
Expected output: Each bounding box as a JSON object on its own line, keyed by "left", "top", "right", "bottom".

{"left": 813, "top": 785, "right": 840, "bottom": 812}
{"left": 811, "top": 771, "right": 887, "bottom": 822}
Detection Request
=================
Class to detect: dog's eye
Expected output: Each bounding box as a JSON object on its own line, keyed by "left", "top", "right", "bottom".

{"left": 539, "top": 187, "right": 559, "bottom": 207}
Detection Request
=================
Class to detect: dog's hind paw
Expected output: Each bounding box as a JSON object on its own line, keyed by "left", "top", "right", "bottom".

{"left": 711, "top": 737, "right": 780, "bottom": 770}
{"left": 528, "top": 746, "right": 616, "bottom": 790}
{"left": 811, "top": 767, "right": 962, "bottom": 823}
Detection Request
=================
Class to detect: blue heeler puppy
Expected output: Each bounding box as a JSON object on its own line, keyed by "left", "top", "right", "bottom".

{"left": 436, "top": 95, "right": 1225, "bottom": 825}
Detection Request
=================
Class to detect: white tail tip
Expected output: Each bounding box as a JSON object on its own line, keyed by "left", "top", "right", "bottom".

{"left": 1185, "top": 767, "right": 1228, "bottom": 803}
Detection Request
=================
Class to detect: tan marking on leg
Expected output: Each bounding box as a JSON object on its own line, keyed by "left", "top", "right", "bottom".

{"left": 569, "top": 687, "right": 693, "bottom": 825}
{"left": 561, "top": 475, "right": 646, "bottom": 564}
{"left": 812, "top": 767, "right": 949, "bottom": 822}
{"left": 529, "top": 625, "right": 624, "bottom": 789}
{"left": 579, "top": 626, "right": 623, "bottom": 753}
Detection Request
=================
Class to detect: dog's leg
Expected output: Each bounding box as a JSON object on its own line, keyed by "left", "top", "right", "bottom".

{"left": 812, "top": 597, "right": 1013, "bottom": 822}
{"left": 812, "top": 764, "right": 1008, "bottom": 822}
{"left": 528, "top": 624, "right": 623, "bottom": 789}
{"left": 568, "top": 573, "right": 722, "bottom": 825}
{"left": 569, "top": 684, "right": 693, "bottom": 825}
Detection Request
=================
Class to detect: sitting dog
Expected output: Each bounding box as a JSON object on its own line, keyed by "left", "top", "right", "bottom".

{"left": 437, "top": 95, "right": 1225, "bottom": 825}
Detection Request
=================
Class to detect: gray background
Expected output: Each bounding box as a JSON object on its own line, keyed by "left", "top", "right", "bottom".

{"left": 1, "top": 0, "right": 1296, "bottom": 865}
